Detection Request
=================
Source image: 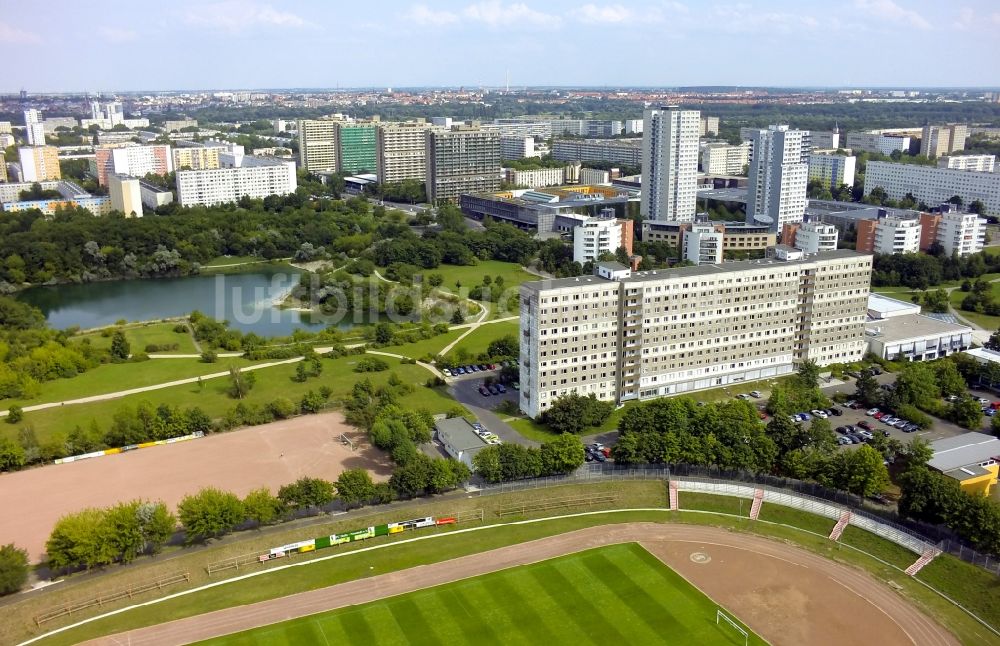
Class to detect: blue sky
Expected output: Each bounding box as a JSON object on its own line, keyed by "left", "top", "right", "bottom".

{"left": 2, "top": 0, "right": 999, "bottom": 91}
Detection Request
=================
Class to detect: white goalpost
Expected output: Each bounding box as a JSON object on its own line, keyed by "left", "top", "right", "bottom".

{"left": 716, "top": 609, "right": 749, "bottom": 646}
{"left": 339, "top": 433, "right": 356, "bottom": 451}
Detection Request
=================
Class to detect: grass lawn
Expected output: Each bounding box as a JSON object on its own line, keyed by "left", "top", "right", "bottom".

{"left": 377, "top": 329, "right": 465, "bottom": 361}
{"left": 447, "top": 320, "right": 519, "bottom": 358}
{"left": 949, "top": 283, "right": 1000, "bottom": 330}
{"left": 507, "top": 402, "right": 634, "bottom": 443}
{"left": 0, "top": 356, "right": 257, "bottom": 412}
{"left": 0, "top": 355, "right": 454, "bottom": 445}
{"left": 195, "top": 543, "right": 765, "bottom": 646}
{"left": 74, "top": 322, "right": 198, "bottom": 354}
{"left": 427, "top": 260, "right": 537, "bottom": 295}
{"left": 202, "top": 255, "right": 268, "bottom": 268}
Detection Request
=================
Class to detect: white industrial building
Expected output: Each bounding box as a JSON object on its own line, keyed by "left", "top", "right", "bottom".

{"left": 865, "top": 295, "right": 972, "bottom": 362}
{"left": 434, "top": 417, "right": 488, "bottom": 470}
{"left": 865, "top": 161, "right": 1000, "bottom": 217}
{"left": 747, "top": 125, "right": 809, "bottom": 232}
{"left": 641, "top": 106, "right": 700, "bottom": 222}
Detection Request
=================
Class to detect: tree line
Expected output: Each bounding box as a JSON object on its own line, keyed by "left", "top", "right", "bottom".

{"left": 872, "top": 250, "right": 998, "bottom": 290}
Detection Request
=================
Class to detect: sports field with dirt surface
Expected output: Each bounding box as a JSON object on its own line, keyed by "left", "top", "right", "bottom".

{"left": 0, "top": 412, "right": 390, "bottom": 562}
{"left": 80, "top": 524, "right": 959, "bottom": 646}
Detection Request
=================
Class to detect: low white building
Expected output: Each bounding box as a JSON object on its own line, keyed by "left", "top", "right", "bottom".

{"left": 700, "top": 142, "right": 750, "bottom": 175}
{"left": 579, "top": 168, "right": 611, "bottom": 185}
{"left": 794, "top": 221, "right": 839, "bottom": 253}
{"left": 865, "top": 161, "right": 1000, "bottom": 217}
{"left": 684, "top": 224, "right": 724, "bottom": 265}
{"left": 938, "top": 155, "right": 995, "bottom": 172}
{"left": 865, "top": 314, "right": 972, "bottom": 362}
{"left": 434, "top": 417, "right": 488, "bottom": 470}
{"left": 573, "top": 216, "right": 624, "bottom": 263}
{"left": 500, "top": 136, "right": 537, "bottom": 160}
{"left": 873, "top": 216, "right": 921, "bottom": 254}
{"left": 867, "top": 293, "right": 921, "bottom": 319}
{"left": 506, "top": 167, "right": 567, "bottom": 189}
{"left": 138, "top": 180, "right": 173, "bottom": 210}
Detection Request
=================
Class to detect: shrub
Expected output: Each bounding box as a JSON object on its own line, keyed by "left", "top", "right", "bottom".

{"left": 897, "top": 403, "right": 933, "bottom": 429}
{"left": 0, "top": 544, "right": 28, "bottom": 595}
{"left": 354, "top": 357, "right": 389, "bottom": 373}
{"left": 6, "top": 406, "right": 23, "bottom": 424}
{"left": 200, "top": 350, "right": 218, "bottom": 363}
{"left": 267, "top": 397, "right": 297, "bottom": 419}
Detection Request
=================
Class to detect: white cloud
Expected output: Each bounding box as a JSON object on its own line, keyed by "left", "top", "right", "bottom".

{"left": 99, "top": 27, "right": 139, "bottom": 43}
{"left": 184, "top": 1, "right": 306, "bottom": 32}
{"left": 407, "top": 4, "right": 460, "bottom": 26}
{"left": 854, "top": 0, "right": 930, "bottom": 30}
{"left": 462, "top": 1, "right": 558, "bottom": 27}
{"left": 0, "top": 21, "right": 41, "bottom": 44}
{"left": 708, "top": 4, "right": 820, "bottom": 34}
{"left": 407, "top": 2, "right": 558, "bottom": 28}
{"left": 578, "top": 3, "right": 633, "bottom": 23}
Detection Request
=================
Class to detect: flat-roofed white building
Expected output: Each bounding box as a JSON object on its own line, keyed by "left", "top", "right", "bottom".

{"left": 573, "top": 216, "right": 624, "bottom": 263}
{"left": 684, "top": 224, "right": 724, "bottom": 265}
{"left": 700, "top": 142, "right": 750, "bottom": 175}
{"left": 866, "top": 314, "right": 971, "bottom": 362}
{"left": 793, "top": 221, "right": 839, "bottom": 253}
{"left": 176, "top": 156, "right": 296, "bottom": 207}
{"left": 108, "top": 174, "right": 143, "bottom": 217}
{"left": 808, "top": 153, "right": 857, "bottom": 188}
{"left": 938, "top": 155, "right": 995, "bottom": 172}
{"left": 873, "top": 216, "right": 921, "bottom": 254}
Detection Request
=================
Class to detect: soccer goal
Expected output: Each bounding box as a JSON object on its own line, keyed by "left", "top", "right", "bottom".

{"left": 339, "top": 433, "right": 356, "bottom": 451}
{"left": 716, "top": 609, "right": 749, "bottom": 646}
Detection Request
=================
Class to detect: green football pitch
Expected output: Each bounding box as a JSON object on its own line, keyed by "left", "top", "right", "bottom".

{"left": 196, "top": 543, "right": 766, "bottom": 646}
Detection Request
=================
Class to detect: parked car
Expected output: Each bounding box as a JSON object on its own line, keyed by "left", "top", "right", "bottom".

{"left": 799, "top": 412, "right": 812, "bottom": 421}
{"left": 478, "top": 386, "right": 490, "bottom": 396}
{"left": 903, "top": 423, "right": 919, "bottom": 433}
{"left": 893, "top": 419, "right": 909, "bottom": 429}
{"left": 857, "top": 421, "right": 874, "bottom": 431}
{"left": 881, "top": 416, "right": 897, "bottom": 425}
{"left": 978, "top": 397, "right": 990, "bottom": 405}
{"left": 837, "top": 436, "right": 853, "bottom": 445}
{"left": 843, "top": 425, "right": 856, "bottom": 433}
{"left": 849, "top": 433, "right": 867, "bottom": 444}
{"left": 828, "top": 407, "right": 842, "bottom": 416}
{"left": 856, "top": 429, "right": 873, "bottom": 440}
{"left": 811, "top": 409, "right": 828, "bottom": 419}
{"left": 512, "top": 382, "right": 520, "bottom": 390}
{"left": 869, "top": 366, "right": 882, "bottom": 375}
{"left": 487, "top": 385, "right": 499, "bottom": 395}
{"left": 835, "top": 426, "right": 850, "bottom": 434}
{"left": 749, "top": 390, "right": 762, "bottom": 398}
{"left": 866, "top": 408, "right": 880, "bottom": 416}
{"left": 873, "top": 412, "right": 885, "bottom": 420}
{"left": 988, "top": 409, "right": 998, "bottom": 418}
{"left": 496, "top": 383, "right": 507, "bottom": 393}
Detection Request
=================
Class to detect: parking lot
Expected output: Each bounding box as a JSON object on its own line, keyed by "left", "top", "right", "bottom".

{"left": 446, "top": 366, "right": 533, "bottom": 447}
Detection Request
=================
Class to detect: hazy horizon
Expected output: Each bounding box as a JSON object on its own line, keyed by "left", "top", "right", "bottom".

{"left": 3, "top": 0, "right": 999, "bottom": 92}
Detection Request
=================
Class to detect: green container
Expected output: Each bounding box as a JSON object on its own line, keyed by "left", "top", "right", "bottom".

{"left": 315, "top": 536, "right": 331, "bottom": 549}
{"left": 374, "top": 524, "right": 389, "bottom": 537}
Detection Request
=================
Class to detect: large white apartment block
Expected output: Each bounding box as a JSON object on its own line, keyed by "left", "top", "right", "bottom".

{"left": 921, "top": 124, "right": 969, "bottom": 158}
{"left": 18, "top": 146, "right": 60, "bottom": 182}
{"left": 489, "top": 120, "right": 552, "bottom": 139}
{"left": 846, "top": 131, "right": 911, "bottom": 155}
{"left": 808, "top": 153, "right": 857, "bottom": 188}
{"left": 641, "top": 106, "right": 700, "bottom": 222}
{"left": 552, "top": 139, "right": 642, "bottom": 166}
{"left": 684, "top": 224, "right": 724, "bottom": 265}
{"left": 297, "top": 119, "right": 338, "bottom": 172}
{"left": 425, "top": 126, "right": 501, "bottom": 203}
{"left": 873, "top": 217, "right": 921, "bottom": 254}
{"left": 747, "top": 125, "right": 809, "bottom": 231}
{"left": 506, "top": 167, "right": 567, "bottom": 189}
{"left": 938, "top": 155, "right": 995, "bottom": 172}
{"left": 794, "top": 221, "right": 839, "bottom": 253}
{"left": 173, "top": 146, "right": 221, "bottom": 171}
{"left": 518, "top": 250, "right": 873, "bottom": 418}
{"left": 936, "top": 212, "right": 987, "bottom": 257}
{"left": 94, "top": 144, "right": 173, "bottom": 186}
{"left": 376, "top": 121, "right": 430, "bottom": 184}
{"left": 864, "top": 161, "right": 1000, "bottom": 216}
{"left": 573, "top": 216, "right": 624, "bottom": 263}
{"left": 500, "top": 136, "right": 537, "bottom": 160}
{"left": 23, "top": 109, "right": 45, "bottom": 146}
{"left": 700, "top": 142, "right": 750, "bottom": 175}
{"left": 176, "top": 156, "right": 296, "bottom": 207}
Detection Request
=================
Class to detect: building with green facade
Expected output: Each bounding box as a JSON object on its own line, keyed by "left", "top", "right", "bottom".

{"left": 336, "top": 122, "right": 378, "bottom": 174}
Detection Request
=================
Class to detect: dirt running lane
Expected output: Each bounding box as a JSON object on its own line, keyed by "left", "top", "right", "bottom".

{"left": 0, "top": 412, "right": 390, "bottom": 562}
{"left": 79, "top": 523, "right": 958, "bottom": 646}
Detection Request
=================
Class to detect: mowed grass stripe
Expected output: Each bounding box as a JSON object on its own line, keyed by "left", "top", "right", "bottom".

{"left": 195, "top": 545, "right": 766, "bottom": 646}
{"left": 481, "top": 574, "right": 567, "bottom": 645}
{"left": 558, "top": 553, "right": 665, "bottom": 643}
{"left": 528, "top": 561, "right": 634, "bottom": 643}
{"left": 385, "top": 595, "right": 445, "bottom": 645}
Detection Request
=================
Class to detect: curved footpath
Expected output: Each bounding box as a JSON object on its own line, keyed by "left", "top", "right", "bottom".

{"left": 78, "top": 523, "right": 957, "bottom": 646}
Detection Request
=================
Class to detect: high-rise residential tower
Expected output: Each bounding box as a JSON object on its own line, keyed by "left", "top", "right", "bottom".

{"left": 297, "top": 119, "right": 338, "bottom": 173}
{"left": 640, "top": 106, "right": 700, "bottom": 222}
{"left": 425, "top": 125, "right": 501, "bottom": 204}
{"left": 747, "top": 125, "right": 809, "bottom": 232}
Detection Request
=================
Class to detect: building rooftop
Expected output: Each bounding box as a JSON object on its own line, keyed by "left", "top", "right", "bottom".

{"left": 864, "top": 314, "right": 971, "bottom": 344}
{"left": 964, "top": 347, "right": 1000, "bottom": 365}
{"left": 928, "top": 432, "right": 1000, "bottom": 473}
{"left": 596, "top": 261, "right": 629, "bottom": 272}
{"left": 867, "top": 293, "right": 921, "bottom": 317}
{"left": 521, "top": 249, "right": 869, "bottom": 293}
{"left": 434, "top": 417, "right": 487, "bottom": 452}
